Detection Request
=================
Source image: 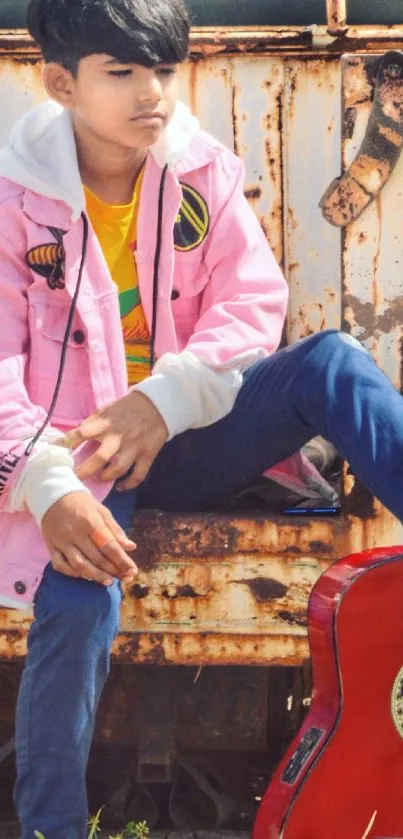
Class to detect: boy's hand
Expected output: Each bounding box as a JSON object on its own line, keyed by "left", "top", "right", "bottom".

{"left": 63, "top": 392, "right": 168, "bottom": 490}
{"left": 41, "top": 491, "right": 138, "bottom": 586}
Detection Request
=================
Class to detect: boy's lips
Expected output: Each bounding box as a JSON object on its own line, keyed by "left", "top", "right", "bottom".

{"left": 131, "top": 112, "right": 165, "bottom": 123}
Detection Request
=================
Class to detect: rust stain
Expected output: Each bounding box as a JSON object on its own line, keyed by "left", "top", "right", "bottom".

{"left": 162, "top": 584, "right": 202, "bottom": 599}
{"left": 0, "top": 629, "right": 26, "bottom": 660}
{"left": 350, "top": 155, "right": 390, "bottom": 195}
{"left": 321, "top": 172, "right": 369, "bottom": 227}
{"left": 130, "top": 584, "right": 150, "bottom": 600}
{"left": 278, "top": 610, "right": 307, "bottom": 627}
{"left": 188, "top": 59, "right": 198, "bottom": 116}
{"left": 343, "top": 477, "right": 376, "bottom": 520}
{"left": 343, "top": 59, "right": 373, "bottom": 110}
{"left": 292, "top": 302, "right": 327, "bottom": 338}
{"left": 344, "top": 107, "right": 357, "bottom": 140}
{"left": 112, "top": 631, "right": 312, "bottom": 667}
{"left": 287, "top": 207, "right": 300, "bottom": 233}
{"left": 240, "top": 578, "right": 288, "bottom": 602}
{"left": 379, "top": 73, "right": 403, "bottom": 123}
{"left": 378, "top": 122, "right": 403, "bottom": 147}
{"left": 373, "top": 195, "right": 382, "bottom": 314}
{"left": 131, "top": 512, "right": 242, "bottom": 568}
{"left": 309, "top": 541, "right": 333, "bottom": 555}
{"left": 344, "top": 294, "right": 403, "bottom": 342}
{"left": 142, "top": 642, "right": 167, "bottom": 665}
{"left": 265, "top": 139, "right": 278, "bottom": 186}
{"left": 245, "top": 186, "right": 262, "bottom": 200}
{"left": 232, "top": 82, "right": 240, "bottom": 157}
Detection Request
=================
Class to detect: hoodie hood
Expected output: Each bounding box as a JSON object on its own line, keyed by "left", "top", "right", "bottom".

{"left": 0, "top": 99, "right": 199, "bottom": 222}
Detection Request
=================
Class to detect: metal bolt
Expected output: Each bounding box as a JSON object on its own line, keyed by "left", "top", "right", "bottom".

{"left": 387, "top": 63, "right": 403, "bottom": 80}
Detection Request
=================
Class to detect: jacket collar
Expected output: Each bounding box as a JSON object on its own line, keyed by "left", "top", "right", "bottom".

{"left": 0, "top": 100, "right": 220, "bottom": 229}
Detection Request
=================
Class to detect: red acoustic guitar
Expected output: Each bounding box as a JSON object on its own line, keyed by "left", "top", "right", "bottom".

{"left": 253, "top": 546, "right": 403, "bottom": 839}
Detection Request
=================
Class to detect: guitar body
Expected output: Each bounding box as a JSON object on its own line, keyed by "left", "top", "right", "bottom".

{"left": 253, "top": 546, "right": 403, "bottom": 839}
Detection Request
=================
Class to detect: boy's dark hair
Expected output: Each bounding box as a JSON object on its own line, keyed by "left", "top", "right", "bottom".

{"left": 26, "top": 0, "right": 190, "bottom": 75}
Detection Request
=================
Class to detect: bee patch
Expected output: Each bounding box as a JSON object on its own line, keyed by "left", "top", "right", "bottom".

{"left": 174, "top": 184, "right": 209, "bottom": 252}
{"left": 26, "top": 227, "right": 66, "bottom": 290}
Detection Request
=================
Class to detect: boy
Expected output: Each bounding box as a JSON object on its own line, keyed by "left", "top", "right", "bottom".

{"left": 1, "top": 0, "right": 403, "bottom": 836}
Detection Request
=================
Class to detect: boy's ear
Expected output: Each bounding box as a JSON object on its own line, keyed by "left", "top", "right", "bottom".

{"left": 42, "top": 63, "right": 76, "bottom": 108}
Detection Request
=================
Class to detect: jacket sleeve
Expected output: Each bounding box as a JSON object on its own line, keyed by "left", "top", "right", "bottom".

{"left": 135, "top": 153, "right": 288, "bottom": 439}
{"left": 0, "top": 201, "right": 87, "bottom": 519}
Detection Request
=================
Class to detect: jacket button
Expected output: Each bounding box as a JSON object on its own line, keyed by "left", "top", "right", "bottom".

{"left": 72, "top": 329, "right": 85, "bottom": 345}
{"left": 14, "top": 581, "right": 27, "bottom": 596}
{"left": 171, "top": 289, "right": 180, "bottom": 301}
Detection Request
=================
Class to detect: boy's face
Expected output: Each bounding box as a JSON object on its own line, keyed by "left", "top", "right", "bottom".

{"left": 46, "top": 55, "right": 179, "bottom": 151}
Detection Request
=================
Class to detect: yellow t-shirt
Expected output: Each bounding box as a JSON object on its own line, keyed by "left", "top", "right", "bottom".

{"left": 84, "top": 171, "right": 151, "bottom": 386}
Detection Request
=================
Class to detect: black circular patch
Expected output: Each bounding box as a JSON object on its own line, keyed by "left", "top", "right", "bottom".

{"left": 174, "top": 184, "right": 210, "bottom": 252}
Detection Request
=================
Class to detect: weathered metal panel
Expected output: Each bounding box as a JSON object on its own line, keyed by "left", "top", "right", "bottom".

{"left": 342, "top": 54, "right": 403, "bottom": 389}
{"left": 0, "top": 56, "right": 45, "bottom": 141}
{"left": 1, "top": 508, "right": 403, "bottom": 666}
{"left": 231, "top": 56, "right": 284, "bottom": 263}
{"left": 1, "top": 38, "right": 403, "bottom": 668}
{"left": 284, "top": 58, "right": 342, "bottom": 341}
{"left": 181, "top": 57, "right": 235, "bottom": 151}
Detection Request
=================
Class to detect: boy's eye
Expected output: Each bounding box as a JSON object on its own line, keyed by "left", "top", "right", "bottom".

{"left": 157, "top": 66, "right": 177, "bottom": 76}
{"left": 108, "top": 69, "right": 132, "bottom": 77}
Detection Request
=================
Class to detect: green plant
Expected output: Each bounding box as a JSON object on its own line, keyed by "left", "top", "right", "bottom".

{"left": 125, "top": 820, "right": 150, "bottom": 839}
{"left": 34, "top": 814, "right": 149, "bottom": 839}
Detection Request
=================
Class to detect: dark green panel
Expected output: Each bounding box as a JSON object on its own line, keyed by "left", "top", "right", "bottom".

{"left": 1, "top": 0, "right": 26, "bottom": 28}
{"left": 187, "top": 0, "right": 327, "bottom": 26}
{"left": 187, "top": 0, "right": 403, "bottom": 26}
{"left": 1, "top": 0, "right": 402, "bottom": 29}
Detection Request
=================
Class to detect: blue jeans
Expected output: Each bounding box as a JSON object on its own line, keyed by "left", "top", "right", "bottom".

{"left": 14, "top": 331, "right": 403, "bottom": 837}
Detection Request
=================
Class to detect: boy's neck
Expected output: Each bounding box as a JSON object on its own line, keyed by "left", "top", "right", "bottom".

{"left": 74, "top": 116, "right": 147, "bottom": 205}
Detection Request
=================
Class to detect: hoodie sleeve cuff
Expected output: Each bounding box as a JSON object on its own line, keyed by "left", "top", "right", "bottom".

{"left": 10, "top": 442, "right": 89, "bottom": 524}
{"left": 133, "top": 351, "right": 243, "bottom": 439}
{"left": 24, "top": 464, "right": 90, "bottom": 524}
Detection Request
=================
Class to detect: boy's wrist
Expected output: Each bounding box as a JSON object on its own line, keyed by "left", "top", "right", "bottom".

{"left": 23, "top": 463, "right": 90, "bottom": 525}
{"left": 10, "top": 440, "right": 90, "bottom": 523}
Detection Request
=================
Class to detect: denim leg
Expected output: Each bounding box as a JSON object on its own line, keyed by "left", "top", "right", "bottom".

{"left": 128, "top": 330, "right": 403, "bottom": 521}
{"left": 14, "top": 564, "right": 121, "bottom": 839}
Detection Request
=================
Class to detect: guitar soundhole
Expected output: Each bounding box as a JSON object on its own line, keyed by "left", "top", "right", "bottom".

{"left": 391, "top": 665, "right": 403, "bottom": 739}
{"left": 281, "top": 726, "right": 324, "bottom": 786}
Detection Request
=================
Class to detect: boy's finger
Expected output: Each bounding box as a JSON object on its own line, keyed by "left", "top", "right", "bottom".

{"left": 118, "top": 457, "right": 152, "bottom": 491}
{"left": 79, "top": 538, "right": 122, "bottom": 578}
{"left": 65, "top": 418, "right": 111, "bottom": 450}
{"left": 102, "top": 540, "right": 138, "bottom": 578}
{"left": 63, "top": 546, "right": 114, "bottom": 586}
{"left": 101, "top": 509, "right": 137, "bottom": 550}
{"left": 100, "top": 450, "right": 137, "bottom": 481}
{"left": 50, "top": 550, "right": 78, "bottom": 579}
{"left": 75, "top": 437, "right": 121, "bottom": 479}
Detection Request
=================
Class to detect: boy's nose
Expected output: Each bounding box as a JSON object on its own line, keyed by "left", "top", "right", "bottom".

{"left": 137, "top": 77, "right": 163, "bottom": 105}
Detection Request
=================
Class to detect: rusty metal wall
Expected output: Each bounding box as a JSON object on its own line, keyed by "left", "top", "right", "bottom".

{"left": 1, "top": 30, "right": 403, "bottom": 667}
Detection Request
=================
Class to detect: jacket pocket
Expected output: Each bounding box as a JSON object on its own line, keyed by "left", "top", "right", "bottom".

{"left": 27, "top": 301, "right": 95, "bottom": 425}
{"left": 172, "top": 251, "right": 209, "bottom": 300}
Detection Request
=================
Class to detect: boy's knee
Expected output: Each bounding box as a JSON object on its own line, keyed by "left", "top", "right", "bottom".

{"left": 34, "top": 564, "right": 122, "bottom": 639}
{"left": 314, "top": 329, "right": 368, "bottom": 359}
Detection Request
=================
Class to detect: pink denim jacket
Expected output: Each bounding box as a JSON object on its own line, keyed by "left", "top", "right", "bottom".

{"left": 0, "top": 102, "right": 288, "bottom": 607}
